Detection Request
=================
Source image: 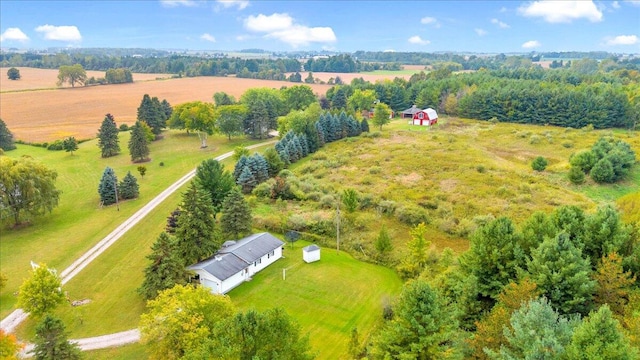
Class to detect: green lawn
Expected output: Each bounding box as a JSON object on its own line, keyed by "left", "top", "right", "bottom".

{"left": 1, "top": 131, "right": 261, "bottom": 318}
{"left": 84, "top": 342, "right": 148, "bottom": 360}
{"left": 229, "top": 240, "right": 402, "bottom": 360}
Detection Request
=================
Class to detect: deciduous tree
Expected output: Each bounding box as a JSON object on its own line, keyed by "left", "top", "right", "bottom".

{"left": 137, "top": 165, "right": 147, "bottom": 179}
{"left": 17, "top": 264, "right": 65, "bottom": 317}
{"left": 0, "top": 329, "right": 23, "bottom": 359}
{"left": 593, "top": 252, "right": 636, "bottom": 316}
{"left": 220, "top": 187, "right": 252, "bottom": 240}
{"left": 371, "top": 102, "right": 392, "bottom": 130}
{"left": 0, "top": 157, "right": 60, "bottom": 226}
{"left": 169, "top": 101, "right": 216, "bottom": 147}
{"left": 213, "top": 92, "right": 236, "bottom": 106}
{"left": 62, "top": 136, "right": 78, "bottom": 155}
{"left": 56, "top": 64, "right": 86, "bottom": 88}
{"left": 97, "top": 113, "right": 120, "bottom": 158}
{"left": 215, "top": 104, "right": 246, "bottom": 140}
{"left": 7, "top": 67, "right": 20, "bottom": 80}
{"left": 138, "top": 232, "right": 189, "bottom": 300}
{"left": 139, "top": 284, "right": 235, "bottom": 360}
{"left": 33, "top": 315, "right": 81, "bottom": 360}
{"left": 0, "top": 118, "right": 16, "bottom": 151}
{"left": 281, "top": 84, "right": 317, "bottom": 112}
{"left": 347, "top": 89, "right": 377, "bottom": 113}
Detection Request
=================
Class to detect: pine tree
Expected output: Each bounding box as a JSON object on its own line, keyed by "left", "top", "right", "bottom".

{"left": 582, "top": 205, "right": 631, "bottom": 266}
{"left": 360, "top": 118, "right": 370, "bottom": 133}
{"left": 220, "top": 187, "right": 252, "bottom": 240}
{"left": 137, "top": 94, "right": 166, "bottom": 137}
{"left": 263, "top": 147, "right": 284, "bottom": 177}
{"left": 174, "top": 181, "right": 219, "bottom": 265}
{"left": 0, "top": 118, "right": 16, "bottom": 151}
{"left": 195, "top": 159, "right": 235, "bottom": 217}
{"left": 237, "top": 166, "right": 257, "bottom": 194}
{"left": 565, "top": 305, "right": 638, "bottom": 359}
{"left": 97, "top": 113, "right": 120, "bottom": 158}
{"left": 165, "top": 208, "right": 181, "bottom": 234}
{"left": 98, "top": 166, "right": 118, "bottom": 205}
{"left": 62, "top": 137, "right": 78, "bottom": 155}
{"left": 118, "top": 171, "right": 139, "bottom": 200}
{"left": 33, "top": 315, "right": 82, "bottom": 360}
{"left": 568, "top": 165, "right": 586, "bottom": 184}
{"left": 528, "top": 233, "right": 596, "bottom": 315}
{"left": 128, "top": 121, "right": 150, "bottom": 162}
{"left": 138, "top": 232, "right": 189, "bottom": 300}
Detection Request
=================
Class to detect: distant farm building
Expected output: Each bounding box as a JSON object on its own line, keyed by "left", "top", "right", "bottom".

{"left": 187, "top": 233, "right": 284, "bottom": 294}
{"left": 302, "top": 244, "right": 321, "bottom": 263}
{"left": 401, "top": 105, "right": 421, "bottom": 118}
{"left": 410, "top": 107, "right": 438, "bottom": 126}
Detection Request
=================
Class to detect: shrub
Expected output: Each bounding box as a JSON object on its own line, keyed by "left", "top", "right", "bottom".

{"left": 369, "top": 166, "right": 381, "bottom": 174}
{"left": 529, "top": 134, "right": 541, "bottom": 144}
{"left": 569, "top": 150, "right": 596, "bottom": 173}
{"left": 476, "top": 165, "right": 486, "bottom": 173}
{"left": 159, "top": 162, "right": 164, "bottom": 166}
{"left": 358, "top": 193, "right": 377, "bottom": 210}
{"left": 287, "top": 214, "right": 308, "bottom": 231}
{"left": 119, "top": 123, "right": 129, "bottom": 131}
{"left": 396, "top": 206, "right": 430, "bottom": 226}
{"left": 46, "top": 140, "right": 64, "bottom": 151}
{"left": 562, "top": 141, "right": 573, "bottom": 148}
{"left": 252, "top": 180, "right": 274, "bottom": 198}
{"left": 568, "top": 166, "right": 586, "bottom": 185}
{"left": 590, "top": 158, "right": 615, "bottom": 183}
{"left": 531, "top": 156, "right": 548, "bottom": 171}
{"left": 319, "top": 194, "right": 337, "bottom": 209}
{"left": 377, "top": 200, "right": 397, "bottom": 216}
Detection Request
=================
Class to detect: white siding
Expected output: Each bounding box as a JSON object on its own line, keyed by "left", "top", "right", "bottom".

{"left": 248, "top": 246, "right": 283, "bottom": 276}
{"left": 303, "top": 249, "right": 320, "bottom": 263}
{"left": 220, "top": 269, "right": 248, "bottom": 294}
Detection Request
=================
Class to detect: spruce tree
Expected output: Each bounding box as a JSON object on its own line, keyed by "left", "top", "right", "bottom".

{"left": 0, "top": 118, "right": 16, "bottom": 151}
{"left": 174, "top": 181, "right": 219, "bottom": 265}
{"left": 118, "top": 171, "right": 139, "bottom": 200}
{"left": 98, "top": 166, "right": 118, "bottom": 205}
{"left": 360, "top": 118, "right": 370, "bottom": 133}
{"left": 195, "top": 159, "right": 235, "bottom": 217}
{"left": 527, "top": 233, "right": 596, "bottom": 315}
{"left": 220, "top": 187, "right": 253, "bottom": 240}
{"left": 128, "top": 121, "right": 150, "bottom": 162}
{"left": 233, "top": 155, "right": 249, "bottom": 181}
{"left": 237, "top": 166, "right": 257, "bottom": 194}
{"left": 138, "top": 232, "right": 189, "bottom": 300}
{"left": 137, "top": 94, "right": 166, "bottom": 137}
{"left": 97, "top": 113, "right": 120, "bottom": 158}
{"left": 33, "top": 315, "right": 82, "bottom": 360}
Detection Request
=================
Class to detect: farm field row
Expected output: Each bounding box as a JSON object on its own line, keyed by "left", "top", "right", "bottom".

{"left": 0, "top": 72, "right": 332, "bottom": 143}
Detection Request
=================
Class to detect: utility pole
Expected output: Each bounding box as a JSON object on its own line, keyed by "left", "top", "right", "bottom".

{"left": 336, "top": 201, "right": 340, "bottom": 254}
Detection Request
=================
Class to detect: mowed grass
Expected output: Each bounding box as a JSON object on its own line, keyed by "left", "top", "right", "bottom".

{"left": 0, "top": 130, "right": 263, "bottom": 319}
{"left": 84, "top": 342, "right": 148, "bottom": 360}
{"left": 229, "top": 240, "right": 402, "bottom": 360}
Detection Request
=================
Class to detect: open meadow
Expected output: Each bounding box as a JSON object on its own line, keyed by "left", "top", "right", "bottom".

{"left": 0, "top": 70, "right": 332, "bottom": 143}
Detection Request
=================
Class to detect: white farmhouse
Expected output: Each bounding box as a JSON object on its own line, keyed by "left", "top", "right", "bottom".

{"left": 187, "top": 232, "right": 284, "bottom": 294}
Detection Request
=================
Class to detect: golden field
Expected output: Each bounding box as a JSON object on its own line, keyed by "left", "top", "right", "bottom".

{"left": 0, "top": 68, "right": 332, "bottom": 142}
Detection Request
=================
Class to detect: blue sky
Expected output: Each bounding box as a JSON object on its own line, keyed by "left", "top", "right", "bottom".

{"left": 1, "top": 1, "right": 639, "bottom": 53}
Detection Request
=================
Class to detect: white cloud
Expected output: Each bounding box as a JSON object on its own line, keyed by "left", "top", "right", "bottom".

{"left": 0, "top": 27, "right": 29, "bottom": 42}
{"left": 243, "top": 13, "right": 336, "bottom": 47}
{"left": 606, "top": 34, "right": 638, "bottom": 45}
{"left": 383, "top": 49, "right": 396, "bottom": 52}
{"left": 518, "top": 1, "right": 603, "bottom": 23}
{"left": 35, "top": 25, "right": 82, "bottom": 41}
{"left": 420, "top": 16, "right": 441, "bottom": 28}
{"left": 624, "top": 0, "right": 640, "bottom": 6}
{"left": 408, "top": 35, "right": 430, "bottom": 45}
{"left": 244, "top": 13, "right": 293, "bottom": 32}
{"left": 216, "top": 0, "right": 249, "bottom": 10}
{"left": 522, "top": 40, "right": 541, "bottom": 48}
{"left": 499, "top": 6, "right": 508, "bottom": 12}
{"left": 612, "top": 1, "right": 621, "bottom": 9}
{"left": 491, "top": 18, "right": 510, "bottom": 28}
{"left": 200, "top": 33, "right": 216, "bottom": 42}
{"left": 160, "top": 0, "right": 197, "bottom": 7}
{"left": 475, "top": 28, "right": 488, "bottom": 36}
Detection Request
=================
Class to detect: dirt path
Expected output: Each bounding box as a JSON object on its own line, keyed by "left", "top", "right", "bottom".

{"left": 1, "top": 141, "right": 275, "bottom": 348}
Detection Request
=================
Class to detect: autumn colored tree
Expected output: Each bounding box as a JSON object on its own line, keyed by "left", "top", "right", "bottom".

{"left": 593, "top": 252, "right": 636, "bottom": 316}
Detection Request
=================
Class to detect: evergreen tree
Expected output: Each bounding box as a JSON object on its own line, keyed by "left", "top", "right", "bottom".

{"left": 263, "top": 147, "right": 284, "bottom": 177}
{"left": 565, "top": 305, "right": 638, "bottom": 360}
{"left": 461, "top": 217, "right": 524, "bottom": 300}
{"left": 97, "top": 113, "right": 120, "bottom": 158}
{"left": 582, "top": 205, "right": 631, "bottom": 266}
{"left": 0, "top": 118, "right": 16, "bottom": 151}
{"left": 118, "top": 171, "right": 139, "bottom": 200}
{"left": 591, "top": 158, "right": 615, "bottom": 183}
{"left": 396, "top": 223, "right": 430, "bottom": 279}
{"left": 137, "top": 94, "right": 166, "bottom": 136}
{"left": 62, "top": 137, "right": 78, "bottom": 155}
{"left": 233, "top": 155, "right": 248, "bottom": 182}
{"left": 252, "top": 154, "right": 270, "bottom": 183}
{"left": 531, "top": 156, "right": 548, "bottom": 171}
{"left": 528, "top": 233, "right": 596, "bottom": 315}
{"left": 568, "top": 165, "right": 586, "bottom": 184}
{"left": 370, "top": 280, "right": 458, "bottom": 359}
{"left": 551, "top": 205, "right": 587, "bottom": 248}
{"left": 374, "top": 225, "right": 393, "bottom": 260}
{"left": 220, "top": 187, "right": 252, "bottom": 239}
{"left": 138, "top": 232, "right": 189, "bottom": 300}
{"left": 519, "top": 211, "right": 556, "bottom": 259}
{"left": 195, "top": 159, "right": 235, "bottom": 217}
{"left": 237, "top": 166, "right": 257, "bottom": 194}
{"left": 33, "top": 315, "right": 82, "bottom": 360}
{"left": 174, "top": 182, "right": 219, "bottom": 265}
{"left": 360, "top": 118, "right": 370, "bottom": 133}
{"left": 128, "top": 121, "right": 150, "bottom": 162}
{"left": 492, "top": 297, "right": 578, "bottom": 360}
{"left": 98, "top": 167, "right": 118, "bottom": 206}
{"left": 331, "top": 87, "right": 347, "bottom": 109}
{"left": 165, "top": 208, "right": 181, "bottom": 234}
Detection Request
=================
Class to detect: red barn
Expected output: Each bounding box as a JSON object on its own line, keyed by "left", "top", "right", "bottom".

{"left": 412, "top": 108, "right": 438, "bottom": 126}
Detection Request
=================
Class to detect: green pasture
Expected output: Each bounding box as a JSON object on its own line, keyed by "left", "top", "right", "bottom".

{"left": 85, "top": 342, "right": 148, "bottom": 360}
{"left": 229, "top": 240, "right": 402, "bottom": 359}
{"left": 359, "top": 69, "right": 424, "bottom": 76}
{"left": 1, "top": 130, "right": 262, "bottom": 318}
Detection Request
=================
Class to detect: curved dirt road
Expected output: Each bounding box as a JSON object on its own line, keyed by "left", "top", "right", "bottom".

{"left": 2, "top": 141, "right": 274, "bottom": 350}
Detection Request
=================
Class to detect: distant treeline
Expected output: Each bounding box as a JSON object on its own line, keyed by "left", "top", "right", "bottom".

{"left": 325, "top": 67, "right": 639, "bottom": 129}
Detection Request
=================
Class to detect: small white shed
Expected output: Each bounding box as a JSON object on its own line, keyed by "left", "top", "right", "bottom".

{"left": 302, "top": 245, "right": 320, "bottom": 263}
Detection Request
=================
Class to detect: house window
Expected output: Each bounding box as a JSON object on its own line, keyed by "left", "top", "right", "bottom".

{"left": 418, "top": 112, "right": 424, "bottom": 119}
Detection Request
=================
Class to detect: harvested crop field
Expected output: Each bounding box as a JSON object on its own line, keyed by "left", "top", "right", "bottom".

{"left": 0, "top": 67, "right": 171, "bottom": 92}
{"left": 0, "top": 73, "right": 331, "bottom": 142}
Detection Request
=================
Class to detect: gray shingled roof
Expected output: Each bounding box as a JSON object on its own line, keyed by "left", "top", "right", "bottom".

{"left": 218, "top": 233, "right": 284, "bottom": 263}
{"left": 303, "top": 244, "right": 320, "bottom": 252}
{"left": 188, "top": 233, "right": 284, "bottom": 281}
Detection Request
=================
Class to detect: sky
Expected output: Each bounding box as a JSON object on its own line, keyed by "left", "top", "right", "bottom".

{"left": 0, "top": 0, "right": 639, "bottom": 53}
